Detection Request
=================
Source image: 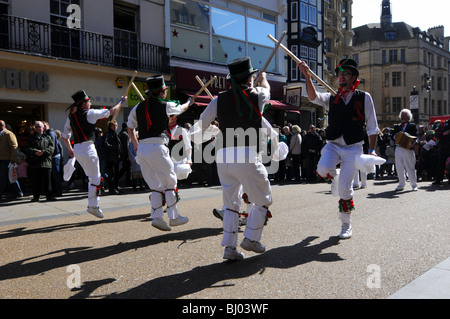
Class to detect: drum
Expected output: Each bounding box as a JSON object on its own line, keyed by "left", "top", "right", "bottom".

{"left": 395, "top": 131, "right": 416, "bottom": 150}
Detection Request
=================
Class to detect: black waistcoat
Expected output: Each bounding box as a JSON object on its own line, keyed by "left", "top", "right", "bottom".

{"left": 136, "top": 98, "right": 169, "bottom": 140}
{"left": 69, "top": 109, "right": 96, "bottom": 144}
{"left": 326, "top": 90, "right": 366, "bottom": 145}
{"left": 216, "top": 87, "right": 262, "bottom": 150}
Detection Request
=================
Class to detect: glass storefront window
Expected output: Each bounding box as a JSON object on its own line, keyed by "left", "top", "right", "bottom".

{"left": 171, "top": 27, "right": 210, "bottom": 61}
{"left": 212, "top": 36, "right": 245, "bottom": 64}
{"left": 248, "top": 17, "right": 275, "bottom": 48}
{"left": 170, "top": 0, "right": 277, "bottom": 71}
{"left": 211, "top": 8, "right": 245, "bottom": 41}
{"left": 170, "top": 0, "right": 210, "bottom": 32}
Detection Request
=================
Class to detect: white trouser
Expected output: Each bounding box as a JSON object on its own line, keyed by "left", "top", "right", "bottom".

{"left": 217, "top": 148, "right": 272, "bottom": 247}
{"left": 73, "top": 141, "right": 101, "bottom": 207}
{"left": 395, "top": 147, "right": 417, "bottom": 187}
{"left": 353, "top": 170, "right": 367, "bottom": 187}
{"left": 137, "top": 142, "right": 179, "bottom": 219}
{"left": 317, "top": 142, "right": 363, "bottom": 201}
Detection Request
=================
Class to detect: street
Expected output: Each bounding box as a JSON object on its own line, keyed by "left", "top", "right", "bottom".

{"left": 0, "top": 178, "right": 449, "bottom": 300}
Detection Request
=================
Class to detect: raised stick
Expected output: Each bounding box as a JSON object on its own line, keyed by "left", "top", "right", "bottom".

{"left": 131, "top": 82, "right": 145, "bottom": 101}
{"left": 113, "top": 70, "right": 138, "bottom": 121}
{"left": 195, "top": 76, "right": 214, "bottom": 100}
{"left": 191, "top": 76, "right": 217, "bottom": 101}
{"left": 256, "top": 31, "right": 286, "bottom": 86}
{"left": 267, "top": 34, "right": 336, "bottom": 95}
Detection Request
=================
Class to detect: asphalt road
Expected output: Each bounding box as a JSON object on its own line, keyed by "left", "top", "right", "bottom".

{"left": 0, "top": 178, "right": 449, "bottom": 301}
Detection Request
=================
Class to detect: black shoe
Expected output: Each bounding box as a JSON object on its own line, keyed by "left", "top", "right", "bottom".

{"left": 31, "top": 197, "right": 39, "bottom": 202}
{"left": 109, "top": 189, "right": 120, "bottom": 195}
{"left": 46, "top": 196, "right": 57, "bottom": 201}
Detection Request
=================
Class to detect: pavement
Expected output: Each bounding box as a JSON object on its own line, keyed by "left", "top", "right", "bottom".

{"left": 0, "top": 178, "right": 449, "bottom": 300}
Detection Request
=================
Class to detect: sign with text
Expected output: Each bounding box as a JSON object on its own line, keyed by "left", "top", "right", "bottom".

{"left": 286, "top": 86, "right": 302, "bottom": 108}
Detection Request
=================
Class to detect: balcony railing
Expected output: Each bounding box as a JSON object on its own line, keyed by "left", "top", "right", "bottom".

{"left": 0, "top": 14, "right": 170, "bottom": 74}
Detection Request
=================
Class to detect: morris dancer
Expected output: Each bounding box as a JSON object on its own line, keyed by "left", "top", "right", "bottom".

{"left": 298, "top": 58, "right": 380, "bottom": 239}
{"left": 393, "top": 109, "right": 418, "bottom": 191}
{"left": 127, "top": 75, "right": 192, "bottom": 231}
{"left": 192, "top": 57, "right": 273, "bottom": 260}
{"left": 62, "top": 90, "right": 126, "bottom": 218}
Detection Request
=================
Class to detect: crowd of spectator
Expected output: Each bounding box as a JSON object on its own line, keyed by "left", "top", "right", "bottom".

{"left": 1, "top": 117, "right": 449, "bottom": 203}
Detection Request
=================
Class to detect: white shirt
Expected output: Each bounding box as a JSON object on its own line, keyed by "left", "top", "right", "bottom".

{"left": 312, "top": 91, "right": 380, "bottom": 145}
{"left": 127, "top": 100, "right": 184, "bottom": 144}
{"left": 62, "top": 108, "right": 111, "bottom": 140}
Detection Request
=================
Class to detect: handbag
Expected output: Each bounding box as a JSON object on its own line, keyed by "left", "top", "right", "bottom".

{"left": 8, "top": 163, "right": 18, "bottom": 183}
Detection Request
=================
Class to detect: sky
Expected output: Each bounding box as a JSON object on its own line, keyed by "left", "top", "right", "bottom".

{"left": 352, "top": 0, "right": 450, "bottom": 37}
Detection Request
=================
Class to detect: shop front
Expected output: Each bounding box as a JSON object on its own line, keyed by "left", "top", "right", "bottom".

{"left": 0, "top": 52, "right": 155, "bottom": 139}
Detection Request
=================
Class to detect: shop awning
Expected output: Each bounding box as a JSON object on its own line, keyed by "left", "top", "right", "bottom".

{"left": 267, "top": 100, "right": 300, "bottom": 114}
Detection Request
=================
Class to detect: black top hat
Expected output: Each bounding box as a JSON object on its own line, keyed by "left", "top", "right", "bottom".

{"left": 227, "top": 57, "right": 259, "bottom": 82}
{"left": 146, "top": 75, "right": 167, "bottom": 95}
{"left": 335, "top": 58, "right": 359, "bottom": 77}
{"left": 71, "top": 90, "right": 90, "bottom": 105}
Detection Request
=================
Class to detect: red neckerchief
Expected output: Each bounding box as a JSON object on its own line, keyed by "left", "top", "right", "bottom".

{"left": 334, "top": 80, "right": 360, "bottom": 104}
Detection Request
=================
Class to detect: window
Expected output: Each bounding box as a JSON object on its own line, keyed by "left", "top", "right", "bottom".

{"left": 309, "top": 6, "right": 317, "bottom": 25}
{"left": 170, "top": 0, "right": 276, "bottom": 70}
{"left": 389, "top": 50, "right": 397, "bottom": 63}
{"left": 392, "top": 72, "right": 401, "bottom": 87}
{"left": 300, "top": 0, "right": 316, "bottom": 25}
{"left": 291, "top": 1, "right": 298, "bottom": 21}
{"left": 392, "top": 97, "right": 401, "bottom": 114}
{"left": 114, "top": 4, "right": 138, "bottom": 69}
{"left": 300, "top": 45, "right": 309, "bottom": 58}
{"left": 324, "top": 38, "right": 330, "bottom": 52}
{"left": 384, "top": 98, "right": 390, "bottom": 113}
{"left": 290, "top": 45, "right": 299, "bottom": 81}
{"left": 342, "top": 0, "right": 347, "bottom": 13}
{"left": 401, "top": 49, "right": 405, "bottom": 62}
{"left": 384, "top": 73, "right": 389, "bottom": 87}
{"left": 385, "top": 32, "right": 396, "bottom": 40}
{"left": 382, "top": 50, "right": 386, "bottom": 64}
{"left": 300, "top": 2, "right": 308, "bottom": 22}
{"left": 342, "top": 17, "right": 347, "bottom": 30}
{"left": 50, "top": 0, "right": 81, "bottom": 59}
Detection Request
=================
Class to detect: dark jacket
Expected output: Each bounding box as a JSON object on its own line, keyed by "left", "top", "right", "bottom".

{"left": 103, "top": 128, "right": 122, "bottom": 162}
{"left": 24, "top": 133, "right": 54, "bottom": 169}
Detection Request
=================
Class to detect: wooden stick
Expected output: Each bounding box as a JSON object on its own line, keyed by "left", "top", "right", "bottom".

{"left": 131, "top": 82, "right": 145, "bottom": 101}
{"left": 195, "top": 76, "right": 214, "bottom": 100}
{"left": 113, "top": 70, "right": 138, "bottom": 121}
{"left": 256, "top": 31, "right": 286, "bottom": 86}
{"left": 191, "top": 76, "right": 217, "bottom": 101}
{"left": 267, "top": 34, "right": 336, "bottom": 95}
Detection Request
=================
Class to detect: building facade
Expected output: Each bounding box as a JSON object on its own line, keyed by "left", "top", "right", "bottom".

{"left": 353, "top": 0, "right": 450, "bottom": 127}
{"left": 323, "top": 0, "right": 353, "bottom": 89}
{"left": 0, "top": 0, "right": 172, "bottom": 137}
{"left": 1, "top": 0, "right": 291, "bottom": 136}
